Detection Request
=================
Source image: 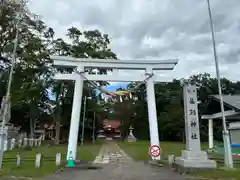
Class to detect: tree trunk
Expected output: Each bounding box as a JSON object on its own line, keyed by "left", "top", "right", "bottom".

{"left": 54, "top": 82, "right": 64, "bottom": 145}
{"left": 55, "top": 121, "right": 61, "bottom": 144}
{"left": 29, "top": 100, "right": 37, "bottom": 138}
{"left": 29, "top": 117, "right": 35, "bottom": 138}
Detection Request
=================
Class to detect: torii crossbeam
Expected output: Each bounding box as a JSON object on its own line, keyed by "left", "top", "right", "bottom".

{"left": 51, "top": 55, "right": 179, "bottom": 161}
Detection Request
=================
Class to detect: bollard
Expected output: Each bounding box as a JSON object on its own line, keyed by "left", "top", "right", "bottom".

{"left": 56, "top": 153, "right": 61, "bottom": 166}
{"left": 10, "top": 138, "right": 16, "bottom": 150}
{"left": 35, "top": 153, "right": 42, "bottom": 168}
{"left": 16, "top": 152, "right": 21, "bottom": 167}
{"left": 168, "top": 154, "right": 175, "bottom": 165}
{"left": 3, "top": 139, "right": 8, "bottom": 152}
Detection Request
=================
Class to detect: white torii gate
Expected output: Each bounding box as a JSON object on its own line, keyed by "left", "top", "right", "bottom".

{"left": 51, "top": 55, "right": 179, "bottom": 160}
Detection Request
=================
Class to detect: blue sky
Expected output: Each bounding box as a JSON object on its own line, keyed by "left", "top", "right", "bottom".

{"left": 104, "top": 83, "right": 127, "bottom": 91}
{"left": 95, "top": 83, "right": 127, "bottom": 96}
{"left": 96, "top": 83, "right": 127, "bottom": 95}
{"left": 29, "top": 0, "right": 240, "bottom": 88}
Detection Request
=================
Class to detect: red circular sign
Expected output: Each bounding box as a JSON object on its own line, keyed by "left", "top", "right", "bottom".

{"left": 149, "top": 145, "right": 161, "bottom": 157}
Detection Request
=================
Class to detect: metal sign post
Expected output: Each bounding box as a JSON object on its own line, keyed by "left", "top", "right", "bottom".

{"left": 149, "top": 145, "right": 161, "bottom": 159}
{"left": 206, "top": 0, "right": 233, "bottom": 168}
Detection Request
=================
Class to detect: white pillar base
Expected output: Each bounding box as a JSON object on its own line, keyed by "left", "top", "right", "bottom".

{"left": 223, "top": 131, "right": 233, "bottom": 168}
{"left": 175, "top": 150, "right": 217, "bottom": 169}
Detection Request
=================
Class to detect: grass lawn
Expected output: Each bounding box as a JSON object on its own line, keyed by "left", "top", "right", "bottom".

{"left": 118, "top": 141, "right": 240, "bottom": 180}
{"left": 0, "top": 141, "right": 102, "bottom": 178}
{"left": 118, "top": 141, "right": 208, "bottom": 161}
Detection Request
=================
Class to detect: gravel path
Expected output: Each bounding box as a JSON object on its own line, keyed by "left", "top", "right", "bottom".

{"left": 43, "top": 141, "right": 194, "bottom": 180}
{"left": 93, "top": 141, "right": 133, "bottom": 164}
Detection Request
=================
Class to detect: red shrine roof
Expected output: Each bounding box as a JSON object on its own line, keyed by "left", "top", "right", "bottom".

{"left": 103, "top": 119, "right": 120, "bottom": 129}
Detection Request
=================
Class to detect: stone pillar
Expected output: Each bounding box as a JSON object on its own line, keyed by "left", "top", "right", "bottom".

{"left": 146, "top": 68, "right": 160, "bottom": 160}
{"left": 175, "top": 85, "right": 216, "bottom": 170}
{"left": 67, "top": 66, "right": 84, "bottom": 160}
{"left": 208, "top": 119, "right": 214, "bottom": 149}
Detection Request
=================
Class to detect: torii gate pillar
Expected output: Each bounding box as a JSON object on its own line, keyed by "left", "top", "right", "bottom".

{"left": 67, "top": 66, "right": 84, "bottom": 160}
{"left": 146, "top": 68, "right": 160, "bottom": 160}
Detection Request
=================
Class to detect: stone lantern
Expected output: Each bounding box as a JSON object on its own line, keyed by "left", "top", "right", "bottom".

{"left": 127, "top": 125, "right": 137, "bottom": 142}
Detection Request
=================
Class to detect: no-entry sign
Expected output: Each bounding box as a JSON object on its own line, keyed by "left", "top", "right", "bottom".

{"left": 149, "top": 145, "right": 161, "bottom": 157}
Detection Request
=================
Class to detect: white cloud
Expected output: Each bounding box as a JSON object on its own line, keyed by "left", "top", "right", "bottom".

{"left": 28, "top": 0, "right": 240, "bottom": 84}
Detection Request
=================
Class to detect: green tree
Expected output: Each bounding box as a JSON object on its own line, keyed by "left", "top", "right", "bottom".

{"left": 50, "top": 27, "right": 117, "bottom": 143}
{"left": 0, "top": 1, "right": 54, "bottom": 135}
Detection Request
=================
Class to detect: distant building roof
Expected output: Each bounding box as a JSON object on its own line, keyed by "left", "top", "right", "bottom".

{"left": 103, "top": 119, "right": 120, "bottom": 129}
{"left": 210, "top": 95, "right": 240, "bottom": 111}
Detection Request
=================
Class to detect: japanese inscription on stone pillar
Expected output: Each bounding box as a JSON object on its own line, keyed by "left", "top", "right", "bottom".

{"left": 183, "top": 85, "right": 201, "bottom": 151}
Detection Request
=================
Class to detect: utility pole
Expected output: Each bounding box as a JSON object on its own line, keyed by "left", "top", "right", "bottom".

{"left": 206, "top": 0, "right": 233, "bottom": 168}
{"left": 0, "top": 0, "right": 24, "bottom": 169}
